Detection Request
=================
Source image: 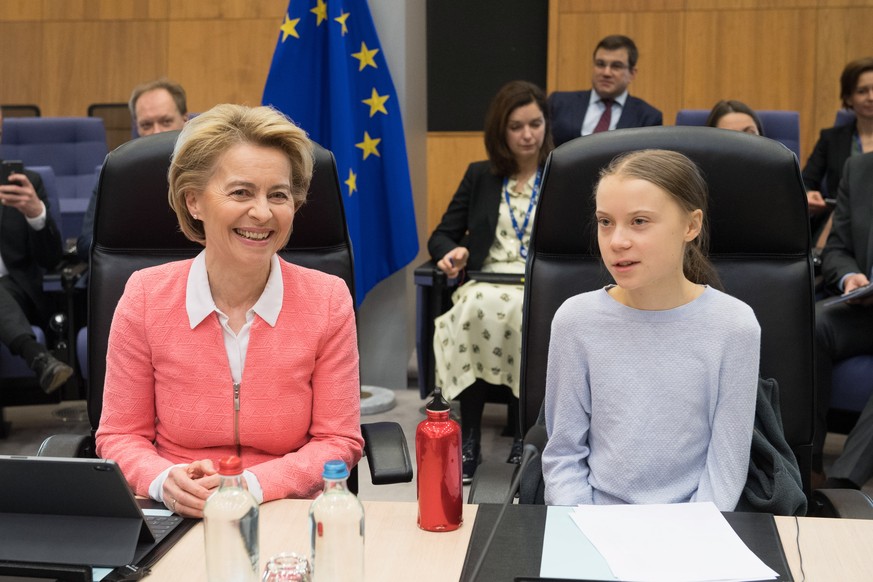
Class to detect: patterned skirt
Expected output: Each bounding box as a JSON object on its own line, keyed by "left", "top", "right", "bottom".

{"left": 433, "top": 280, "right": 524, "bottom": 400}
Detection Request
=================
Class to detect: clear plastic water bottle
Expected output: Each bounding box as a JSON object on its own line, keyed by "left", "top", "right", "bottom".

{"left": 204, "top": 456, "right": 259, "bottom": 582}
{"left": 308, "top": 460, "right": 364, "bottom": 581}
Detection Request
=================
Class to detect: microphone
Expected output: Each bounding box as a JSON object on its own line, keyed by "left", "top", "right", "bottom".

{"left": 467, "top": 443, "right": 540, "bottom": 582}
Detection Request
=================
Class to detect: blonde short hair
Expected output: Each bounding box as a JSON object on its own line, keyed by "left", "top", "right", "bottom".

{"left": 168, "top": 104, "right": 314, "bottom": 244}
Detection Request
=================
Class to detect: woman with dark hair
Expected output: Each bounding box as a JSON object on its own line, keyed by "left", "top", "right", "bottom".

{"left": 428, "top": 80, "right": 554, "bottom": 482}
{"left": 803, "top": 56, "right": 873, "bottom": 244}
{"left": 542, "top": 150, "right": 760, "bottom": 510}
{"left": 705, "top": 99, "right": 764, "bottom": 136}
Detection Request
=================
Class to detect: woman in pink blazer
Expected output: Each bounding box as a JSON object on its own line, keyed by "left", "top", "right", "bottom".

{"left": 95, "top": 104, "right": 364, "bottom": 518}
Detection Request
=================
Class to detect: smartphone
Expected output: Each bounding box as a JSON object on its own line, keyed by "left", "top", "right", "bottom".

{"left": 0, "top": 160, "right": 24, "bottom": 186}
{"left": 824, "top": 197, "right": 838, "bottom": 206}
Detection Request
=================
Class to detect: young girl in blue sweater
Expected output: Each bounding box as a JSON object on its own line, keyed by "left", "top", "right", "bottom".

{"left": 542, "top": 149, "right": 760, "bottom": 511}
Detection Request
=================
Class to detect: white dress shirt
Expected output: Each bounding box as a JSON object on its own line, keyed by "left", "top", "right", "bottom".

{"left": 581, "top": 90, "right": 629, "bottom": 137}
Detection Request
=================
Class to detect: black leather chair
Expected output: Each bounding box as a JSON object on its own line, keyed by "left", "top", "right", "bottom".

{"left": 38, "top": 130, "right": 412, "bottom": 491}
{"left": 469, "top": 126, "right": 873, "bottom": 517}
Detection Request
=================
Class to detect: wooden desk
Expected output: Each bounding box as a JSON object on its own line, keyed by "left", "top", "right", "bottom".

{"left": 149, "top": 500, "right": 873, "bottom": 581}
{"left": 776, "top": 515, "right": 873, "bottom": 581}
{"left": 148, "top": 500, "right": 477, "bottom": 581}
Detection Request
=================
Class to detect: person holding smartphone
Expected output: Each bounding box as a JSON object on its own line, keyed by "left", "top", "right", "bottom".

{"left": 0, "top": 106, "right": 73, "bottom": 392}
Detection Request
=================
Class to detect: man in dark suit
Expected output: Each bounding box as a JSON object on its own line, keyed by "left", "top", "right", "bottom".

{"left": 815, "top": 151, "right": 873, "bottom": 489}
{"left": 548, "top": 34, "right": 662, "bottom": 146}
{"left": 0, "top": 106, "right": 73, "bottom": 392}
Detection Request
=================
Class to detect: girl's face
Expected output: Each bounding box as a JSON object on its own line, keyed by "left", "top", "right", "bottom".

{"left": 595, "top": 175, "right": 702, "bottom": 298}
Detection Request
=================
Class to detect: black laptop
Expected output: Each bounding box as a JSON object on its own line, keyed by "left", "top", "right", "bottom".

{"left": 0, "top": 455, "right": 193, "bottom": 568}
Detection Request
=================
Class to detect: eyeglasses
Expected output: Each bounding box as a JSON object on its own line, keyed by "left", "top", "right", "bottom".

{"left": 594, "top": 60, "right": 630, "bottom": 72}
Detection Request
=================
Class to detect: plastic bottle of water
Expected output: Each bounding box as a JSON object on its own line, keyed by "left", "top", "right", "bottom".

{"left": 309, "top": 460, "right": 364, "bottom": 581}
{"left": 203, "top": 456, "right": 259, "bottom": 582}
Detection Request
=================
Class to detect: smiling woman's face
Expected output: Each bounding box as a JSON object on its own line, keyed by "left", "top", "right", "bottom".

{"left": 185, "top": 142, "right": 294, "bottom": 269}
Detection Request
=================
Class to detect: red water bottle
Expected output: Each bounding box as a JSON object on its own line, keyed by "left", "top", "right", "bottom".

{"left": 416, "top": 390, "right": 463, "bottom": 531}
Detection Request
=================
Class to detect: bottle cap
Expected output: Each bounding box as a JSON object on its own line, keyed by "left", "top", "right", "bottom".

{"left": 322, "top": 460, "right": 349, "bottom": 479}
{"left": 218, "top": 456, "right": 243, "bottom": 476}
{"left": 426, "top": 388, "right": 451, "bottom": 412}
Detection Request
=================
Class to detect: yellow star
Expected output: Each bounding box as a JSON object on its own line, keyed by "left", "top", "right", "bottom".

{"left": 355, "top": 132, "right": 381, "bottom": 160}
{"left": 345, "top": 169, "right": 358, "bottom": 195}
{"left": 280, "top": 14, "right": 300, "bottom": 41}
{"left": 310, "top": 0, "right": 328, "bottom": 26}
{"left": 351, "top": 42, "right": 379, "bottom": 71}
{"left": 334, "top": 11, "right": 350, "bottom": 36}
{"left": 362, "top": 88, "right": 389, "bottom": 117}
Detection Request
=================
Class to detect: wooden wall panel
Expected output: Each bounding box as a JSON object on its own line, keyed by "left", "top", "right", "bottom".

{"left": 547, "top": 0, "right": 873, "bottom": 164}
{"left": 813, "top": 7, "right": 873, "bottom": 135}
{"left": 169, "top": 0, "right": 286, "bottom": 20}
{"left": 550, "top": 10, "right": 685, "bottom": 142}
{"left": 167, "top": 18, "right": 280, "bottom": 114}
{"left": 426, "top": 132, "right": 487, "bottom": 235}
{"left": 0, "top": 0, "right": 42, "bottom": 20}
{"left": 686, "top": 0, "right": 817, "bottom": 9}
{"left": 683, "top": 9, "right": 817, "bottom": 156}
{"left": 41, "top": 21, "right": 168, "bottom": 116}
{"left": 559, "top": 0, "right": 685, "bottom": 12}
{"left": 43, "top": 0, "right": 169, "bottom": 21}
{"left": 0, "top": 23, "right": 43, "bottom": 105}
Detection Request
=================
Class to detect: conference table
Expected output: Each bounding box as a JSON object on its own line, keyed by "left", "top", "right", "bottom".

{"left": 148, "top": 500, "right": 873, "bottom": 581}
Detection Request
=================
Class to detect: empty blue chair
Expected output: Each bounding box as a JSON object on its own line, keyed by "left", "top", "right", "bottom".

{"left": 0, "top": 117, "right": 107, "bottom": 240}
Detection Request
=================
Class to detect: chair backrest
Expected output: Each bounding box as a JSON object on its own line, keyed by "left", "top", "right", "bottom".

{"left": 0, "top": 117, "right": 108, "bottom": 200}
{"left": 521, "top": 126, "right": 815, "bottom": 487}
{"left": 1, "top": 104, "right": 41, "bottom": 118}
{"left": 88, "top": 103, "right": 134, "bottom": 151}
{"left": 675, "top": 109, "right": 801, "bottom": 159}
{"left": 86, "top": 130, "right": 354, "bottom": 432}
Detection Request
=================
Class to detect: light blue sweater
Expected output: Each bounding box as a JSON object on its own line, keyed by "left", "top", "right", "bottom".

{"left": 542, "top": 286, "right": 761, "bottom": 511}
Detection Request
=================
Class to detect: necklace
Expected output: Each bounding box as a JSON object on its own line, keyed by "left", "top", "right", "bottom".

{"left": 502, "top": 168, "right": 542, "bottom": 259}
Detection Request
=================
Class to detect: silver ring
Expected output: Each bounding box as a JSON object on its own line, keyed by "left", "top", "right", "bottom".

{"left": 171, "top": 497, "right": 177, "bottom": 512}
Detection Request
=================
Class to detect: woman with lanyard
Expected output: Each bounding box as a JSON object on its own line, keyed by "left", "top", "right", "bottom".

{"left": 428, "top": 80, "right": 554, "bottom": 483}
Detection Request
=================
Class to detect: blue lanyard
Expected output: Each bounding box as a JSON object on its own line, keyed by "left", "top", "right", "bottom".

{"left": 502, "top": 169, "right": 541, "bottom": 259}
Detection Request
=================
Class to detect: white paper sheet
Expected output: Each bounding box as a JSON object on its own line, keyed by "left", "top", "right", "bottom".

{"left": 570, "top": 502, "right": 779, "bottom": 582}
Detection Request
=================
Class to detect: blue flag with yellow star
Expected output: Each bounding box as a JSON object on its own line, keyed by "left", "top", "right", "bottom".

{"left": 263, "top": 0, "right": 418, "bottom": 304}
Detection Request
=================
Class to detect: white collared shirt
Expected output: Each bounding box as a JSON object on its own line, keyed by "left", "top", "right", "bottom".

{"left": 149, "top": 250, "right": 284, "bottom": 507}
{"left": 581, "top": 90, "right": 629, "bottom": 136}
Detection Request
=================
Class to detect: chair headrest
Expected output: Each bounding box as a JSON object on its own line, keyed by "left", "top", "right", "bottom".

{"left": 94, "top": 130, "right": 350, "bottom": 254}
{"left": 535, "top": 126, "right": 809, "bottom": 259}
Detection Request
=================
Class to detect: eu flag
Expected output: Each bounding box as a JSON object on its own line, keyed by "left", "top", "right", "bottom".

{"left": 263, "top": 0, "right": 419, "bottom": 304}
